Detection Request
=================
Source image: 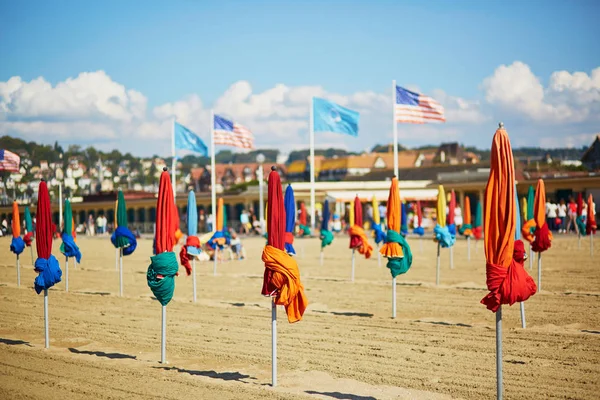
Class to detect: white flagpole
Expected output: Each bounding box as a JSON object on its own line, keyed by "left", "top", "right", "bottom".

{"left": 496, "top": 306, "right": 503, "bottom": 399}
{"left": 271, "top": 297, "right": 277, "bottom": 387}
{"left": 436, "top": 243, "right": 441, "bottom": 286}
{"left": 16, "top": 255, "right": 20, "bottom": 286}
{"left": 44, "top": 289, "right": 49, "bottom": 348}
{"left": 119, "top": 248, "right": 123, "bottom": 297}
{"left": 59, "top": 184, "right": 63, "bottom": 232}
{"left": 392, "top": 80, "right": 399, "bottom": 177}
{"left": 309, "top": 98, "right": 316, "bottom": 231}
{"left": 65, "top": 256, "right": 69, "bottom": 292}
{"left": 171, "top": 118, "right": 176, "bottom": 199}
{"left": 210, "top": 110, "right": 218, "bottom": 276}
{"left": 192, "top": 258, "right": 197, "bottom": 303}
{"left": 161, "top": 305, "right": 167, "bottom": 363}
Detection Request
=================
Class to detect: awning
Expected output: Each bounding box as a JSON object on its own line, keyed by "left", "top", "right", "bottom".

{"left": 325, "top": 189, "right": 438, "bottom": 202}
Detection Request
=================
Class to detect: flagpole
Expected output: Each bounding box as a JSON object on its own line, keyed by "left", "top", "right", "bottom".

{"left": 392, "top": 80, "right": 398, "bottom": 177}
{"left": 309, "top": 98, "right": 316, "bottom": 231}
{"left": 211, "top": 110, "right": 217, "bottom": 230}
{"left": 171, "top": 118, "right": 176, "bottom": 199}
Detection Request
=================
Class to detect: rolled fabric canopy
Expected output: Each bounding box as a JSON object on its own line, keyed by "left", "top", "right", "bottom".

{"left": 481, "top": 125, "right": 536, "bottom": 312}
{"left": 34, "top": 181, "right": 62, "bottom": 293}
{"left": 434, "top": 185, "right": 455, "bottom": 247}
{"left": 111, "top": 190, "right": 138, "bottom": 255}
{"left": 284, "top": 185, "right": 296, "bottom": 255}
{"left": 459, "top": 196, "right": 473, "bottom": 236}
{"left": 587, "top": 194, "right": 597, "bottom": 235}
{"left": 531, "top": 179, "right": 552, "bottom": 253}
{"left": 348, "top": 195, "right": 373, "bottom": 258}
{"left": 10, "top": 201, "right": 25, "bottom": 255}
{"left": 413, "top": 200, "right": 425, "bottom": 236}
{"left": 320, "top": 199, "right": 333, "bottom": 248}
{"left": 380, "top": 177, "right": 411, "bottom": 277}
{"left": 60, "top": 199, "right": 81, "bottom": 263}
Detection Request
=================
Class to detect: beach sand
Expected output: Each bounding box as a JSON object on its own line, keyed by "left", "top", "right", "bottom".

{"left": 0, "top": 234, "right": 599, "bottom": 399}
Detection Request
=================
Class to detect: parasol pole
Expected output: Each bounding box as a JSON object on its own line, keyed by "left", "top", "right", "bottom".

{"left": 351, "top": 248, "right": 355, "bottom": 282}
{"left": 44, "top": 289, "right": 49, "bottom": 348}
{"left": 520, "top": 302, "right": 526, "bottom": 329}
{"left": 496, "top": 306, "right": 503, "bottom": 400}
{"left": 16, "top": 255, "right": 20, "bottom": 287}
{"left": 377, "top": 244, "right": 381, "bottom": 266}
{"left": 467, "top": 236, "right": 471, "bottom": 260}
{"left": 537, "top": 252, "right": 542, "bottom": 292}
{"left": 392, "top": 79, "right": 399, "bottom": 178}
{"left": 529, "top": 245, "right": 533, "bottom": 270}
{"left": 161, "top": 305, "right": 167, "bottom": 364}
{"left": 192, "top": 257, "right": 197, "bottom": 303}
{"left": 119, "top": 248, "right": 123, "bottom": 297}
{"left": 271, "top": 296, "right": 277, "bottom": 387}
{"left": 210, "top": 110, "right": 217, "bottom": 275}
{"left": 115, "top": 248, "right": 118, "bottom": 271}
{"left": 450, "top": 246, "right": 454, "bottom": 269}
{"left": 30, "top": 246, "right": 34, "bottom": 266}
{"left": 59, "top": 184, "right": 63, "bottom": 232}
{"left": 309, "top": 98, "right": 316, "bottom": 232}
{"left": 65, "top": 256, "right": 69, "bottom": 292}
{"left": 436, "top": 242, "right": 440, "bottom": 286}
{"left": 392, "top": 277, "right": 397, "bottom": 319}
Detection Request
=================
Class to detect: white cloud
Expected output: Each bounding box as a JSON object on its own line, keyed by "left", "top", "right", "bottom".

{"left": 482, "top": 61, "right": 600, "bottom": 123}
{"left": 1, "top": 63, "right": 598, "bottom": 156}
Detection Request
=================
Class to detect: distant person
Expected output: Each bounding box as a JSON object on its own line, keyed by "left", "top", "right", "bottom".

{"left": 198, "top": 209, "right": 206, "bottom": 232}
{"left": 229, "top": 230, "right": 245, "bottom": 260}
{"left": 87, "top": 214, "right": 95, "bottom": 236}
{"left": 207, "top": 213, "right": 213, "bottom": 232}
{"left": 546, "top": 200, "right": 558, "bottom": 231}
{"left": 557, "top": 199, "right": 567, "bottom": 233}
{"left": 566, "top": 197, "right": 578, "bottom": 234}
{"left": 240, "top": 210, "right": 250, "bottom": 234}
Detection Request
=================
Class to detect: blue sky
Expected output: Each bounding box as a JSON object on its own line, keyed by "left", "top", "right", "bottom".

{"left": 1, "top": 0, "right": 599, "bottom": 155}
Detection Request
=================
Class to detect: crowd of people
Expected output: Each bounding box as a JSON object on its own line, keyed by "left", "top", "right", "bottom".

{"left": 545, "top": 197, "right": 595, "bottom": 234}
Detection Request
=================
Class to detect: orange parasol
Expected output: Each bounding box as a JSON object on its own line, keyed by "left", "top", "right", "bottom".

{"left": 348, "top": 195, "right": 373, "bottom": 258}
{"left": 531, "top": 179, "right": 552, "bottom": 252}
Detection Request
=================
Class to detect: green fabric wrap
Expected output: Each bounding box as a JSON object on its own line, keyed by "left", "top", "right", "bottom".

{"left": 576, "top": 216, "right": 587, "bottom": 237}
{"left": 147, "top": 252, "right": 178, "bottom": 306}
{"left": 385, "top": 230, "right": 413, "bottom": 278}
{"left": 320, "top": 229, "right": 334, "bottom": 248}
{"left": 458, "top": 224, "right": 472, "bottom": 235}
{"left": 526, "top": 186, "right": 535, "bottom": 221}
{"left": 115, "top": 191, "right": 130, "bottom": 248}
{"left": 299, "top": 225, "right": 311, "bottom": 236}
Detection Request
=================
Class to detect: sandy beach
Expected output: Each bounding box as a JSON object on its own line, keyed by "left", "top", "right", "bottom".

{"left": 1, "top": 234, "right": 599, "bottom": 399}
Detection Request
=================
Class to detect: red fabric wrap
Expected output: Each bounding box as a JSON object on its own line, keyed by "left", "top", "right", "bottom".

{"left": 284, "top": 232, "right": 294, "bottom": 246}
{"left": 532, "top": 223, "right": 552, "bottom": 253}
{"left": 472, "top": 226, "right": 483, "bottom": 240}
{"left": 24, "top": 232, "right": 33, "bottom": 246}
{"left": 179, "top": 236, "right": 201, "bottom": 276}
{"left": 349, "top": 234, "right": 362, "bottom": 249}
{"left": 481, "top": 240, "right": 537, "bottom": 312}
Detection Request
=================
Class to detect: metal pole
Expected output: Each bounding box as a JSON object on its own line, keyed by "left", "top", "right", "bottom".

{"left": 192, "top": 258, "right": 197, "bottom": 303}
{"left": 496, "top": 306, "right": 503, "bottom": 400}
{"left": 65, "top": 257, "right": 69, "bottom": 292}
{"left": 377, "top": 244, "right": 381, "bottom": 267}
{"left": 271, "top": 297, "right": 277, "bottom": 387}
{"left": 44, "top": 289, "right": 49, "bottom": 348}
{"left": 171, "top": 118, "right": 176, "bottom": 199}
{"left": 436, "top": 243, "right": 440, "bottom": 286}
{"left": 351, "top": 249, "right": 355, "bottom": 282}
{"left": 392, "top": 80, "right": 398, "bottom": 177}
{"left": 258, "top": 166, "right": 265, "bottom": 233}
{"left": 30, "top": 246, "right": 34, "bottom": 266}
{"left": 450, "top": 246, "right": 454, "bottom": 269}
{"left": 119, "top": 248, "right": 123, "bottom": 297}
{"left": 161, "top": 305, "right": 167, "bottom": 364}
{"left": 467, "top": 236, "right": 471, "bottom": 260}
{"left": 537, "top": 252, "right": 542, "bottom": 293}
{"left": 59, "top": 183, "right": 63, "bottom": 231}
{"left": 213, "top": 248, "right": 218, "bottom": 276}
{"left": 309, "top": 98, "right": 316, "bottom": 231}
{"left": 392, "top": 277, "right": 397, "bottom": 319}
{"left": 16, "top": 255, "right": 20, "bottom": 287}
{"left": 529, "top": 245, "right": 533, "bottom": 270}
{"left": 115, "top": 248, "right": 119, "bottom": 271}
{"left": 520, "top": 302, "right": 526, "bottom": 329}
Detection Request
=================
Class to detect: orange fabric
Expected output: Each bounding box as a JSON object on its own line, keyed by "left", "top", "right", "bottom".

{"left": 464, "top": 196, "right": 471, "bottom": 225}
{"left": 587, "top": 194, "right": 597, "bottom": 235}
{"left": 348, "top": 225, "right": 373, "bottom": 258}
{"left": 262, "top": 245, "right": 308, "bottom": 323}
{"left": 380, "top": 177, "right": 403, "bottom": 258}
{"left": 521, "top": 219, "right": 536, "bottom": 243}
{"left": 216, "top": 198, "right": 224, "bottom": 232}
{"left": 482, "top": 126, "right": 536, "bottom": 312}
{"left": 484, "top": 127, "right": 516, "bottom": 268}
{"left": 12, "top": 201, "right": 20, "bottom": 238}
{"left": 534, "top": 179, "right": 546, "bottom": 227}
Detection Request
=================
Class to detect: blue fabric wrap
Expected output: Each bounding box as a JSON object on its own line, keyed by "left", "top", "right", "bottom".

{"left": 61, "top": 233, "right": 82, "bottom": 263}
{"left": 208, "top": 230, "right": 228, "bottom": 249}
{"left": 187, "top": 245, "right": 201, "bottom": 256}
{"left": 447, "top": 223, "right": 457, "bottom": 236}
{"left": 34, "top": 255, "right": 62, "bottom": 294}
{"left": 413, "top": 226, "right": 425, "bottom": 236}
{"left": 187, "top": 190, "right": 198, "bottom": 236}
{"left": 285, "top": 242, "right": 296, "bottom": 255}
{"left": 111, "top": 226, "right": 138, "bottom": 256}
{"left": 10, "top": 236, "right": 25, "bottom": 255}
{"left": 373, "top": 223, "right": 386, "bottom": 244}
{"left": 434, "top": 224, "right": 456, "bottom": 248}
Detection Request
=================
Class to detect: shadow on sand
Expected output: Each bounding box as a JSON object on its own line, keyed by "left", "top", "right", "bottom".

{"left": 68, "top": 348, "right": 137, "bottom": 360}
{"left": 155, "top": 366, "right": 256, "bottom": 383}
{"left": 305, "top": 391, "right": 376, "bottom": 400}
{"left": 0, "top": 338, "right": 32, "bottom": 347}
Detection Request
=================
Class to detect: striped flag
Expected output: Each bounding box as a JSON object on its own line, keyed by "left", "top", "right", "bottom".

{"left": 0, "top": 150, "right": 20, "bottom": 172}
{"left": 213, "top": 115, "right": 255, "bottom": 149}
{"left": 395, "top": 86, "right": 445, "bottom": 124}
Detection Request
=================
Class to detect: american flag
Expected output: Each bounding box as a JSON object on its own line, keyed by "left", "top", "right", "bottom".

{"left": 213, "top": 114, "right": 255, "bottom": 149}
{"left": 0, "top": 149, "right": 20, "bottom": 172}
{"left": 395, "top": 86, "right": 446, "bottom": 124}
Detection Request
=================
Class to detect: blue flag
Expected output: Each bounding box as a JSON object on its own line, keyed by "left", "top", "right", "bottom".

{"left": 174, "top": 122, "right": 208, "bottom": 156}
{"left": 313, "top": 97, "right": 359, "bottom": 136}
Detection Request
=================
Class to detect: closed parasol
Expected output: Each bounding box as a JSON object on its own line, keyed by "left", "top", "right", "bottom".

{"left": 60, "top": 199, "right": 81, "bottom": 263}
{"left": 459, "top": 196, "right": 473, "bottom": 236}
{"left": 473, "top": 201, "right": 483, "bottom": 240}
{"left": 447, "top": 190, "right": 457, "bottom": 236}
{"left": 10, "top": 201, "right": 25, "bottom": 256}
{"left": 521, "top": 186, "right": 536, "bottom": 243}
{"left": 180, "top": 190, "right": 201, "bottom": 276}
{"left": 320, "top": 199, "right": 333, "bottom": 249}
{"left": 348, "top": 196, "right": 372, "bottom": 258}
{"left": 298, "top": 202, "right": 311, "bottom": 236}
{"left": 372, "top": 196, "right": 385, "bottom": 245}
{"left": 576, "top": 193, "right": 586, "bottom": 236}
{"left": 284, "top": 185, "right": 296, "bottom": 255}
{"left": 413, "top": 200, "right": 424, "bottom": 236}
{"left": 111, "top": 190, "right": 138, "bottom": 255}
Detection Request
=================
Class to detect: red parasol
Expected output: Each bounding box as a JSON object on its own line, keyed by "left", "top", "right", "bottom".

{"left": 448, "top": 190, "right": 456, "bottom": 225}
{"left": 587, "top": 194, "right": 597, "bottom": 235}
{"left": 36, "top": 181, "right": 52, "bottom": 259}
{"left": 531, "top": 179, "right": 552, "bottom": 252}
{"left": 348, "top": 195, "right": 373, "bottom": 258}
{"left": 156, "top": 169, "right": 177, "bottom": 254}
{"left": 577, "top": 193, "right": 583, "bottom": 216}
{"left": 299, "top": 202, "right": 307, "bottom": 226}
{"left": 416, "top": 200, "right": 423, "bottom": 227}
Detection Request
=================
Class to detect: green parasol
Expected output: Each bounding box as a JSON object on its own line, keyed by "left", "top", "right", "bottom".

{"left": 115, "top": 191, "right": 130, "bottom": 247}
{"left": 63, "top": 200, "right": 72, "bottom": 234}
{"left": 526, "top": 186, "right": 535, "bottom": 221}
{"left": 25, "top": 207, "right": 33, "bottom": 232}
